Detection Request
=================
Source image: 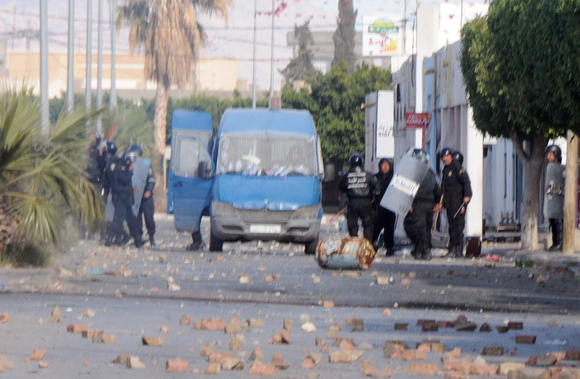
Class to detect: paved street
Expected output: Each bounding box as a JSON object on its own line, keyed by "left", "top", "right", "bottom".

{"left": 1, "top": 214, "right": 580, "bottom": 378}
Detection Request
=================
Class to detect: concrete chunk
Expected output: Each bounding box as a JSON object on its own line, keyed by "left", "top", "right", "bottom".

{"left": 409, "top": 363, "right": 438, "bottom": 375}
{"left": 166, "top": 359, "right": 188, "bottom": 372}
{"left": 141, "top": 336, "right": 164, "bottom": 346}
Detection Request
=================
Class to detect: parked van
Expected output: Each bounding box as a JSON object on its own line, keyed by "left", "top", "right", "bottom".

{"left": 167, "top": 108, "right": 332, "bottom": 254}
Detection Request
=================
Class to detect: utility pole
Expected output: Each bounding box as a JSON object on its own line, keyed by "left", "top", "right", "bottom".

{"left": 252, "top": 0, "right": 257, "bottom": 109}
{"left": 269, "top": 0, "right": 275, "bottom": 100}
{"left": 109, "top": 0, "right": 117, "bottom": 112}
{"left": 86, "top": 0, "right": 92, "bottom": 117}
{"left": 563, "top": 130, "right": 578, "bottom": 254}
{"left": 66, "top": 0, "right": 75, "bottom": 115}
{"left": 40, "top": 0, "right": 49, "bottom": 135}
{"left": 96, "top": 0, "right": 103, "bottom": 135}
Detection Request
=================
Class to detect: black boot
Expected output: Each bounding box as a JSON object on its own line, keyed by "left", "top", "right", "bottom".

{"left": 134, "top": 237, "right": 146, "bottom": 248}
{"left": 149, "top": 235, "right": 156, "bottom": 247}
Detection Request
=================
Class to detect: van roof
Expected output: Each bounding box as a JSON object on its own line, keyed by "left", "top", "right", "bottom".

{"left": 218, "top": 108, "right": 316, "bottom": 135}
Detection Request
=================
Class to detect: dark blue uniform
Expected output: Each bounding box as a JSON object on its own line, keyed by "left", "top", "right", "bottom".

{"left": 104, "top": 156, "right": 145, "bottom": 247}
{"left": 339, "top": 167, "right": 380, "bottom": 241}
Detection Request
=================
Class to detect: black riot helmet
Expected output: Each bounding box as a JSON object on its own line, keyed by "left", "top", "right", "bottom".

{"left": 453, "top": 151, "right": 464, "bottom": 166}
{"left": 440, "top": 147, "right": 454, "bottom": 157}
{"left": 411, "top": 148, "right": 429, "bottom": 164}
{"left": 349, "top": 153, "right": 364, "bottom": 167}
{"left": 545, "top": 145, "right": 562, "bottom": 162}
{"left": 106, "top": 141, "right": 118, "bottom": 156}
{"left": 128, "top": 144, "right": 144, "bottom": 157}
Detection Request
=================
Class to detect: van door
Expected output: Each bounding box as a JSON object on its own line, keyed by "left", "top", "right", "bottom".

{"left": 170, "top": 133, "right": 214, "bottom": 232}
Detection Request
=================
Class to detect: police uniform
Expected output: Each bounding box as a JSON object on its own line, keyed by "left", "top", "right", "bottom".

{"left": 137, "top": 164, "right": 157, "bottom": 245}
{"left": 372, "top": 158, "right": 396, "bottom": 255}
{"left": 441, "top": 160, "right": 472, "bottom": 257}
{"left": 339, "top": 155, "right": 380, "bottom": 241}
{"left": 105, "top": 155, "right": 145, "bottom": 248}
{"left": 403, "top": 169, "right": 441, "bottom": 260}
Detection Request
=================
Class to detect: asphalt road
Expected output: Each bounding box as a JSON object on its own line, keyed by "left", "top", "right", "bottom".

{"left": 2, "top": 214, "right": 580, "bottom": 378}
{"left": 3, "top": 214, "right": 580, "bottom": 314}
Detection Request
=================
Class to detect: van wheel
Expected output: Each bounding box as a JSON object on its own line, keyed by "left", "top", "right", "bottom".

{"left": 209, "top": 227, "right": 223, "bottom": 252}
{"left": 304, "top": 237, "right": 319, "bottom": 255}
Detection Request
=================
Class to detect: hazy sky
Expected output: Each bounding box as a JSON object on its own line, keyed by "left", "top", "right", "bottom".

{"left": 0, "top": 0, "right": 486, "bottom": 91}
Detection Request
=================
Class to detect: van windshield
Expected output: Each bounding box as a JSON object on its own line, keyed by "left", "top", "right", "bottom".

{"left": 216, "top": 133, "right": 317, "bottom": 176}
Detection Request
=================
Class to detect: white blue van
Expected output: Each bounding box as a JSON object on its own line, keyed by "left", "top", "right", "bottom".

{"left": 167, "top": 108, "right": 331, "bottom": 254}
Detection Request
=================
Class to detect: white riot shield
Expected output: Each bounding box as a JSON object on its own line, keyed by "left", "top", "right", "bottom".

{"left": 380, "top": 153, "right": 429, "bottom": 216}
{"left": 131, "top": 157, "right": 150, "bottom": 217}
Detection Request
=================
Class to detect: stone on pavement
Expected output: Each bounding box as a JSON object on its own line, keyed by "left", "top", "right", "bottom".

{"left": 30, "top": 349, "right": 46, "bottom": 360}
{"left": 141, "top": 336, "right": 164, "bottom": 346}
{"left": 166, "top": 359, "right": 188, "bottom": 372}
{"left": 409, "top": 363, "right": 438, "bottom": 375}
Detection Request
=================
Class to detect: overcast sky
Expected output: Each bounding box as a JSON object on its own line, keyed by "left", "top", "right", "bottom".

{"left": 0, "top": 0, "right": 486, "bottom": 91}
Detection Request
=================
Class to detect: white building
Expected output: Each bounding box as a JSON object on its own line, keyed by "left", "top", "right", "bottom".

{"left": 391, "top": 2, "right": 580, "bottom": 247}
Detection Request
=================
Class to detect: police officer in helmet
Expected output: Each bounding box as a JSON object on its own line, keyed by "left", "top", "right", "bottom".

{"left": 440, "top": 147, "right": 472, "bottom": 258}
{"left": 126, "top": 144, "right": 157, "bottom": 246}
{"left": 339, "top": 153, "right": 380, "bottom": 242}
{"left": 103, "top": 144, "right": 146, "bottom": 248}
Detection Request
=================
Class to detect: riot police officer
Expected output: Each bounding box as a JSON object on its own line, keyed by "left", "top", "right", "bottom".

{"left": 403, "top": 149, "right": 441, "bottom": 260}
{"left": 126, "top": 144, "right": 157, "bottom": 246}
{"left": 104, "top": 148, "right": 146, "bottom": 248}
{"left": 544, "top": 144, "right": 565, "bottom": 251}
{"left": 339, "top": 153, "right": 380, "bottom": 242}
{"left": 440, "top": 147, "right": 472, "bottom": 258}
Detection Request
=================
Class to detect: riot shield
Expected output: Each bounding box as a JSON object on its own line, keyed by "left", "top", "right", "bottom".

{"left": 380, "top": 152, "right": 429, "bottom": 216}
{"left": 131, "top": 157, "right": 150, "bottom": 217}
{"left": 545, "top": 162, "right": 565, "bottom": 219}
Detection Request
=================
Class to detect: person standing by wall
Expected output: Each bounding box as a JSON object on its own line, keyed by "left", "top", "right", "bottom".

{"left": 440, "top": 147, "right": 472, "bottom": 258}
{"left": 403, "top": 149, "right": 441, "bottom": 260}
{"left": 339, "top": 153, "right": 380, "bottom": 242}
{"left": 372, "top": 158, "right": 396, "bottom": 256}
{"left": 544, "top": 145, "right": 565, "bottom": 251}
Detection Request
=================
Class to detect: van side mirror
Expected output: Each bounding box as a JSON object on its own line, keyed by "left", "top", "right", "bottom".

{"left": 323, "top": 163, "right": 335, "bottom": 182}
{"left": 198, "top": 161, "right": 213, "bottom": 179}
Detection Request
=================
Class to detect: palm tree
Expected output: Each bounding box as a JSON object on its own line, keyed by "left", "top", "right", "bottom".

{"left": 0, "top": 84, "right": 102, "bottom": 259}
{"left": 117, "top": 0, "right": 232, "bottom": 211}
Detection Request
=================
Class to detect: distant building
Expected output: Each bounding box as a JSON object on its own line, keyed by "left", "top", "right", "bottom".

{"left": 286, "top": 31, "right": 391, "bottom": 74}
{"left": 4, "top": 51, "right": 238, "bottom": 99}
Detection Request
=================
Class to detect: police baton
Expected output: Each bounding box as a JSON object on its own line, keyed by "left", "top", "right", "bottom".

{"left": 452, "top": 202, "right": 467, "bottom": 220}
{"left": 431, "top": 194, "right": 444, "bottom": 236}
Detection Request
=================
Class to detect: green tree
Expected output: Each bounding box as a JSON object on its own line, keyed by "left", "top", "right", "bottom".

{"left": 332, "top": 0, "right": 357, "bottom": 73}
{"left": 0, "top": 85, "right": 102, "bottom": 263}
{"left": 281, "top": 21, "right": 318, "bottom": 82}
{"left": 460, "top": 0, "right": 580, "bottom": 250}
{"left": 283, "top": 62, "right": 391, "bottom": 167}
{"left": 118, "top": 0, "right": 232, "bottom": 211}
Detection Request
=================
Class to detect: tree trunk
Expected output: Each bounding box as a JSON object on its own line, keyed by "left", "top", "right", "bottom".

{"left": 563, "top": 131, "right": 578, "bottom": 254}
{"left": 153, "top": 81, "right": 169, "bottom": 213}
{"left": 510, "top": 133, "right": 548, "bottom": 251}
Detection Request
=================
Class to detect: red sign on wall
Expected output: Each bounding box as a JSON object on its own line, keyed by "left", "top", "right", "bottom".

{"left": 405, "top": 112, "right": 432, "bottom": 128}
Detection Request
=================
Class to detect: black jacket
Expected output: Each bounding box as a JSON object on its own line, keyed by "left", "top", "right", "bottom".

{"left": 414, "top": 169, "right": 441, "bottom": 204}
{"left": 339, "top": 167, "right": 380, "bottom": 200}
{"left": 441, "top": 160, "right": 472, "bottom": 210}
{"left": 111, "top": 156, "right": 135, "bottom": 207}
